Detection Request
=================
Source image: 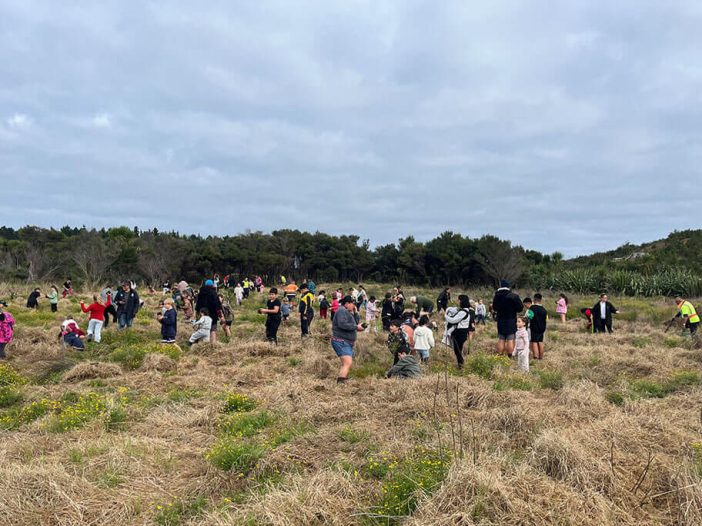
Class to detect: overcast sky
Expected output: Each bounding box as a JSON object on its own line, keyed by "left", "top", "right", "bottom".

{"left": 1, "top": 1, "right": 701, "bottom": 257}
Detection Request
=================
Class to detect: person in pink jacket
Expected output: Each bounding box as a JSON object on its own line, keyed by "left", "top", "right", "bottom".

{"left": 0, "top": 301, "right": 16, "bottom": 359}
{"left": 556, "top": 293, "right": 568, "bottom": 324}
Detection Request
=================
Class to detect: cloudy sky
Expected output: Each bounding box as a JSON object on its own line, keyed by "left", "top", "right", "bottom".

{"left": 2, "top": 1, "right": 701, "bottom": 257}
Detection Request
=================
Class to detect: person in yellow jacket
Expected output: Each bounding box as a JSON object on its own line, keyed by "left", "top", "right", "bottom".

{"left": 675, "top": 297, "right": 700, "bottom": 335}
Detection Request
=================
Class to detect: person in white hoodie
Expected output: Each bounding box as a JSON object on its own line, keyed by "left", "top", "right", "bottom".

{"left": 234, "top": 283, "right": 244, "bottom": 306}
{"left": 413, "top": 315, "right": 435, "bottom": 363}
{"left": 515, "top": 315, "right": 530, "bottom": 372}
{"left": 188, "top": 308, "right": 213, "bottom": 345}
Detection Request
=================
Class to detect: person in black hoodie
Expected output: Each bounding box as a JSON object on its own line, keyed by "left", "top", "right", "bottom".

{"left": 381, "top": 293, "right": 394, "bottom": 331}
{"left": 114, "top": 281, "right": 140, "bottom": 329}
{"left": 492, "top": 280, "right": 523, "bottom": 357}
{"left": 592, "top": 293, "right": 618, "bottom": 334}
{"left": 26, "top": 288, "right": 41, "bottom": 309}
{"left": 195, "top": 279, "right": 224, "bottom": 343}
{"left": 437, "top": 287, "right": 451, "bottom": 313}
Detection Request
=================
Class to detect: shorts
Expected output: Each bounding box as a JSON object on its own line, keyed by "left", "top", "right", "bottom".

{"left": 531, "top": 332, "right": 544, "bottom": 343}
{"left": 211, "top": 318, "right": 218, "bottom": 331}
{"left": 286, "top": 294, "right": 296, "bottom": 302}
{"left": 497, "top": 318, "right": 517, "bottom": 340}
{"left": 331, "top": 338, "right": 354, "bottom": 358}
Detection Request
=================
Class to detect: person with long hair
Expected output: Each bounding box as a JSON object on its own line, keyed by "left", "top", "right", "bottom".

{"left": 444, "top": 294, "right": 474, "bottom": 368}
{"left": 556, "top": 293, "right": 568, "bottom": 324}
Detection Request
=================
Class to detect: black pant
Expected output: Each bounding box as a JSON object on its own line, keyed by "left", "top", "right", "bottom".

{"left": 266, "top": 316, "right": 281, "bottom": 343}
{"left": 382, "top": 316, "right": 391, "bottom": 331}
{"left": 300, "top": 310, "right": 314, "bottom": 335}
{"left": 595, "top": 318, "right": 612, "bottom": 333}
{"left": 687, "top": 321, "right": 699, "bottom": 335}
{"left": 51, "top": 303, "right": 57, "bottom": 312}
{"left": 451, "top": 328, "right": 469, "bottom": 367}
{"left": 103, "top": 304, "right": 118, "bottom": 327}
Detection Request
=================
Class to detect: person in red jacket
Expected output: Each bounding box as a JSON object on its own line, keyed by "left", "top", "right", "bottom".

{"left": 60, "top": 318, "right": 86, "bottom": 350}
{"left": 80, "top": 293, "right": 111, "bottom": 343}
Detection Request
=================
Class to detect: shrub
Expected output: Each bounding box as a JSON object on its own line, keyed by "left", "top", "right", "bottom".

{"left": 218, "top": 411, "right": 274, "bottom": 438}
{"left": 0, "top": 387, "right": 23, "bottom": 408}
{"left": 0, "top": 363, "right": 27, "bottom": 387}
{"left": 205, "top": 439, "right": 265, "bottom": 472}
{"left": 222, "top": 392, "right": 256, "bottom": 413}
{"left": 537, "top": 370, "right": 565, "bottom": 390}
{"left": 464, "top": 353, "right": 510, "bottom": 380}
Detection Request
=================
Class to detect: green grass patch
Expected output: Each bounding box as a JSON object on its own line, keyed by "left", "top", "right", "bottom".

{"left": 46, "top": 392, "right": 109, "bottom": 432}
{"left": 205, "top": 439, "right": 266, "bottom": 472}
{"left": 167, "top": 388, "right": 204, "bottom": 403}
{"left": 153, "top": 496, "right": 207, "bottom": 526}
{"left": 536, "top": 369, "right": 565, "bottom": 390}
{"left": 493, "top": 373, "right": 536, "bottom": 391}
{"left": 11, "top": 309, "right": 58, "bottom": 326}
{"left": 366, "top": 448, "right": 451, "bottom": 523}
{"left": 605, "top": 390, "right": 625, "bottom": 406}
{"left": 287, "top": 357, "right": 302, "bottom": 367}
{"left": 0, "top": 398, "right": 59, "bottom": 429}
{"left": 222, "top": 392, "right": 256, "bottom": 413}
{"left": 631, "top": 336, "right": 651, "bottom": 349}
{"left": 108, "top": 342, "right": 181, "bottom": 370}
{"left": 663, "top": 336, "right": 685, "bottom": 348}
{"left": 339, "top": 425, "right": 370, "bottom": 444}
{"left": 0, "top": 387, "right": 23, "bottom": 408}
{"left": 219, "top": 411, "right": 275, "bottom": 438}
{"left": 0, "top": 363, "right": 28, "bottom": 387}
{"left": 464, "top": 353, "right": 510, "bottom": 380}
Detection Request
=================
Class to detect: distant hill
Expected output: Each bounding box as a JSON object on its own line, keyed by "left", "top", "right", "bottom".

{"left": 568, "top": 229, "right": 702, "bottom": 273}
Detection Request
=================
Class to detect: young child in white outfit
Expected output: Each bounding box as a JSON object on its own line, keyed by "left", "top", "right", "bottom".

{"left": 364, "top": 296, "right": 379, "bottom": 333}
{"left": 413, "top": 315, "right": 435, "bottom": 363}
{"left": 189, "top": 308, "right": 213, "bottom": 345}
{"left": 515, "top": 316, "right": 530, "bottom": 372}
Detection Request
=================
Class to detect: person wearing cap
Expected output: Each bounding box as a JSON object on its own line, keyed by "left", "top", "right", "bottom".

{"left": 492, "top": 280, "right": 523, "bottom": 357}
{"left": 195, "top": 279, "right": 224, "bottom": 344}
{"left": 114, "top": 281, "right": 140, "bottom": 329}
{"left": 331, "top": 295, "right": 364, "bottom": 384}
{"left": 298, "top": 283, "right": 315, "bottom": 337}
{"left": 0, "top": 301, "right": 15, "bottom": 359}
{"left": 674, "top": 297, "right": 699, "bottom": 335}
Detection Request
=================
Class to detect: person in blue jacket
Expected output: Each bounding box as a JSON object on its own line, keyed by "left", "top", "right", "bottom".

{"left": 158, "top": 298, "right": 177, "bottom": 343}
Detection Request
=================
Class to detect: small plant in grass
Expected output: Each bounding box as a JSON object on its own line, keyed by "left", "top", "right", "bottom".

{"left": 663, "top": 336, "right": 685, "bottom": 348}
{"left": 0, "top": 363, "right": 27, "bottom": 387}
{"left": 605, "top": 390, "right": 625, "bottom": 406}
{"left": 464, "top": 353, "right": 511, "bottom": 380}
{"left": 631, "top": 336, "right": 651, "bottom": 349}
{"left": 493, "top": 374, "right": 536, "bottom": 391}
{"left": 0, "top": 387, "right": 23, "bottom": 408}
{"left": 167, "top": 388, "right": 203, "bottom": 403}
{"left": 368, "top": 448, "right": 451, "bottom": 523}
{"left": 219, "top": 411, "right": 275, "bottom": 438}
{"left": 269, "top": 420, "right": 311, "bottom": 447}
{"left": 287, "top": 357, "right": 302, "bottom": 367}
{"left": 205, "top": 439, "right": 266, "bottom": 472}
{"left": 46, "top": 392, "right": 108, "bottom": 432}
{"left": 106, "top": 405, "right": 128, "bottom": 431}
{"left": 154, "top": 496, "right": 207, "bottom": 526}
{"left": 537, "top": 370, "right": 565, "bottom": 390}
{"left": 108, "top": 346, "right": 146, "bottom": 369}
{"left": 222, "top": 392, "right": 256, "bottom": 413}
{"left": 0, "top": 398, "right": 59, "bottom": 430}
{"left": 339, "top": 425, "right": 370, "bottom": 444}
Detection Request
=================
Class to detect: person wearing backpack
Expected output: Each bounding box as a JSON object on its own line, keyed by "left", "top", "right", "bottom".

{"left": 318, "top": 290, "right": 329, "bottom": 319}
{"left": 444, "top": 294, "right": 474, "bottom": 368}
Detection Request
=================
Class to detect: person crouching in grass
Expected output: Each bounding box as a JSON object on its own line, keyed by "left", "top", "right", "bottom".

{"left": 331, "top": 296, "right": 364, "bottom": 384}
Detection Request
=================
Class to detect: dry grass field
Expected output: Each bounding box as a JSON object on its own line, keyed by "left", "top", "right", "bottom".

{"left": 0, "top": 283, "right": 701, "bottom": 525}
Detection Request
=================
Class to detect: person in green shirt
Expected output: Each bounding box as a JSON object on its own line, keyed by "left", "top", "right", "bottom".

{"left": 46, "top": 286, "right": 59, "bottom": 312}
{"left": 675, "top": 297, "right": 700, "bottom": 335}
{"left": 410, "top": 295, "right": 434, "bottom": 317}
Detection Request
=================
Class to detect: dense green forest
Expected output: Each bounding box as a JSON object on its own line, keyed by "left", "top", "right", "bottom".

{"left": 0, "top": 226, "right": 700, "bottom": 296}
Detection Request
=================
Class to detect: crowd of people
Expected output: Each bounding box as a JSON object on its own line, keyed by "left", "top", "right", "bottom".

{"left": 1, "top": 276, "right": 699, "bottom": 388}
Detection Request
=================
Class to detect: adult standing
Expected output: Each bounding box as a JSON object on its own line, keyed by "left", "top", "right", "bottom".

{"left": 195, "top": 279, "right": 224, "bottom": 344}
{"left": 0, "top": 301, "right": 15, "bottom": 359}
{"left": 592, "top": 293, "right": 618, "bottom": 334}
{"left": 331, "top": 296, "right": 364, "bottom": 384}
{"left": 674, "top": 296, "right": 699, "bottom": 335}
{"left": 492, "top": 281, "right": 523, "bottom": 357}
{"left": 114, "top": 281, "right": 140, "bottom": 329}
{"left": 556, "top": 293, "right": 569, "bottom": 324}
{"left": 444, "top": 295, "right": 474, "bottom": 368}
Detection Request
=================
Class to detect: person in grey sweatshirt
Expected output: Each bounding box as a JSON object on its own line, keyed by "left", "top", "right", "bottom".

{"left": 331, "top": 295, "right": 364, "bottom": 384}
{"left": 386, "top": 349, "right": 422, "bottom": 379}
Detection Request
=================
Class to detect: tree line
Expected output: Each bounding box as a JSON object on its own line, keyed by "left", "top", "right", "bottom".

{"left": 0, "top": 226, "right": 699, "bottom": 296}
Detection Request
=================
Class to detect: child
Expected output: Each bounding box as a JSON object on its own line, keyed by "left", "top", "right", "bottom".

{"left": 188, "top": 308, "right": 212, "bottom": 345}
{"left": 476, "top": 300, "right": 487, "bottom": 325}
{"left": 0, "top": 301, "right": 15, "bottom": 359}
{"left": 330, "top": 292, "right": 340, "bottom": 321}
{"left": 80, "top": 292, "right": 111, "bottom": 343}
{"left": 364, "top": 296, "right": 378, "bottom": 333}
{"left": 413, "top": 315, "right": 435, "bottom": 363}
{"left": 318, "top": 291, "right": 329, "bottom": 319}
{"left": 46, "top": 286, "right": 59, "bottom": 312}
{"left": 259, "top": 288, "right": 282, "bottom": 344}
{"left": 281, "top": 298, "right": 291, "bottom": 322}
{"left": 219, "top": 294, "right": 233, "bottom": 337}
{"left": 529, "top": 293, "right": 548, "bottom": 360}
{"left": 515, "top": 316, "right": 530, "bottom": 372}
{"left": 556, "top": 293, "right": 568, "bottom": 324}
{"left": 182, "top": 293, "right": 194, "bottom": 321}
{"left": 234, "top": 283, "right": 244, "bottom": 306}
{"left": 158, "top": 298, "right": 177, "bottom": 343}
{"left": 60, "top": 317, "right": 85, "bottom": 350}
{"left": 580, "top": 307, "right": 593, "bottom": 333}
{"left": 387, "top": 321, "right": 410, "bottom": 364}
{"left": 26, "top": 288, "right": 41, "bottom": 309}
{"left": 62, "top": 279, "right": 73, "bottom": 298}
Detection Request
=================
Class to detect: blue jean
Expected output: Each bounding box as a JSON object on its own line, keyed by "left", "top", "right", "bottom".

{"left": 118, "top": 314, "right": 133, "bottom": 329}
{"left": 63, "top": 333, "right": 84, "bottom": 350}
{"left": 332, "top": 338, "right": 354, "bottom": 357}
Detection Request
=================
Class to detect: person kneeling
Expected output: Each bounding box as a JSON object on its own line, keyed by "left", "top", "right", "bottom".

{"left": 385, "top": 349, "right": 422, "bottom": 379}
{"left": 188, "top": 308, "right": 212, "bottom": 345}
{"left": 60, "top": 318, "right": 86, "bottom": 350}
